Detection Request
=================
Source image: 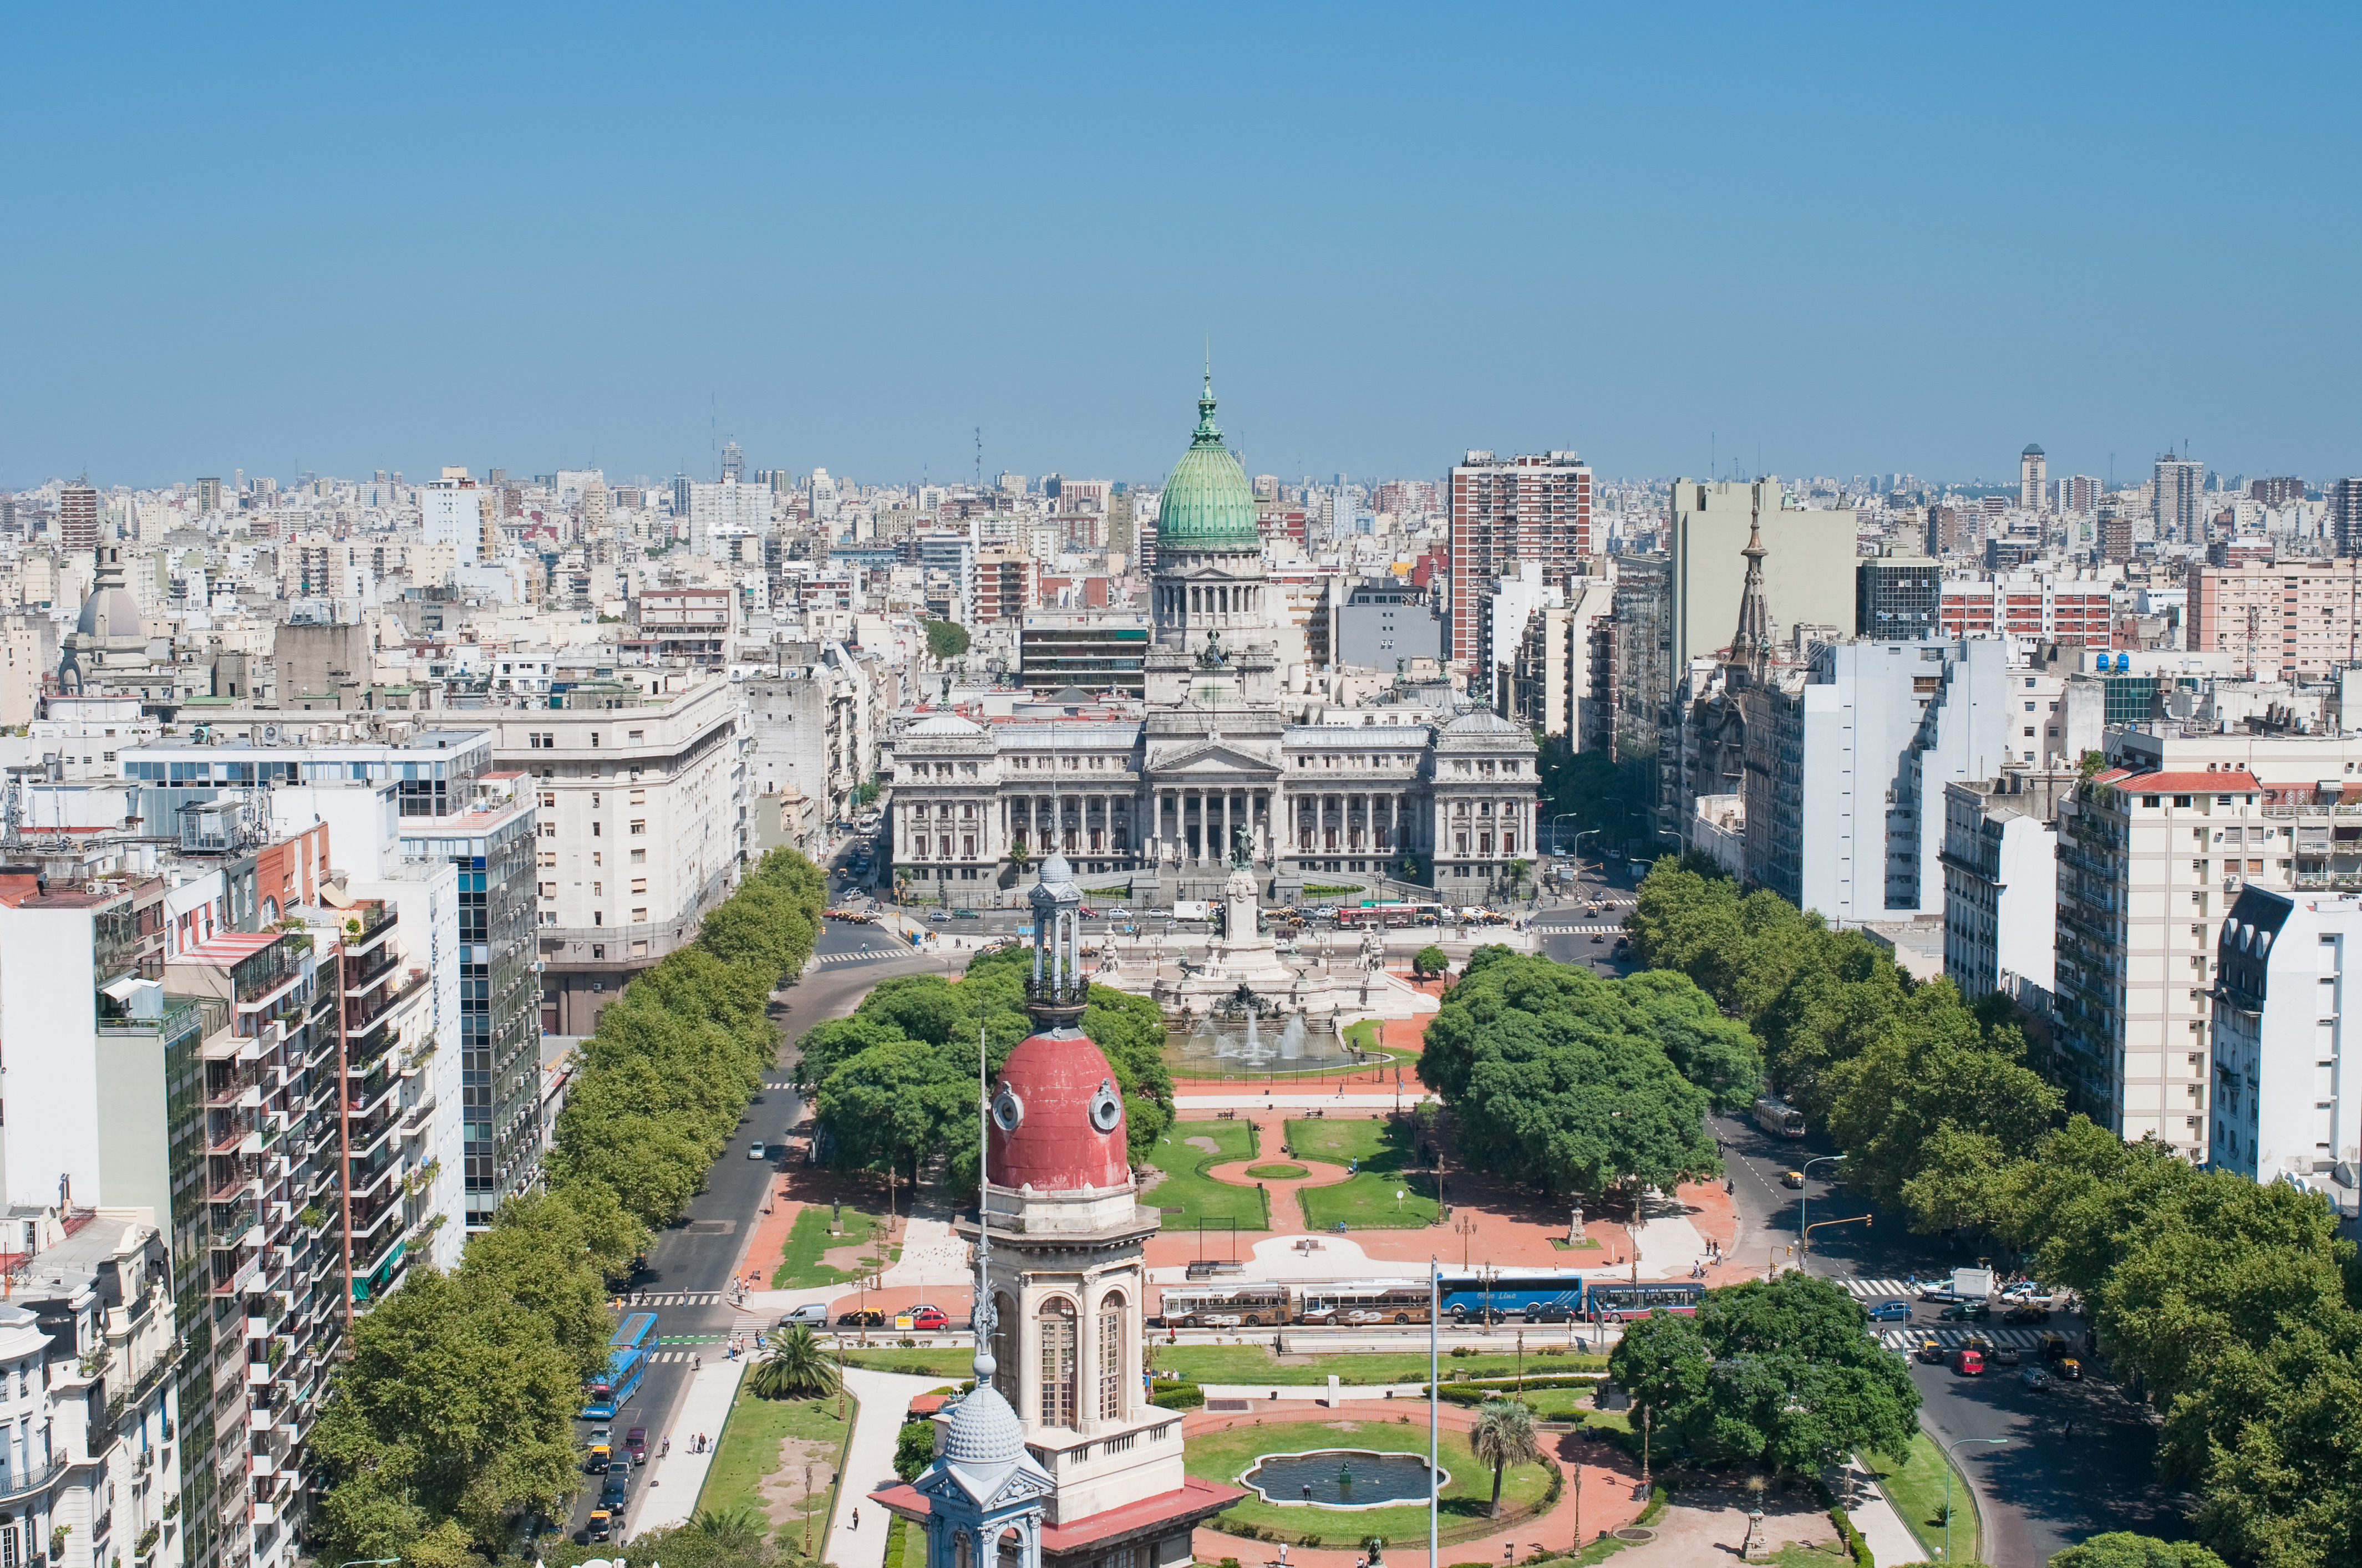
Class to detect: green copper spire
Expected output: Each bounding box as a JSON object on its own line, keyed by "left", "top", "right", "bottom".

{"left": 1157, "top": 373, "right": 1259, "bottom": 551}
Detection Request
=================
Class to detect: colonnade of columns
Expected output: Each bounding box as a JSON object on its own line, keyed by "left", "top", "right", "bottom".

{"left": 1005, "top": 795, "right": 1130, "bottom": 857}
{"left": 1288, "top": 791, "right": 1413, "bottom": 855}
{"left": 1147, "top": 787, "right": 1272, "bottom": 864}
{"left": 1152, "top": 580, "right": 1267, "bottom": 632}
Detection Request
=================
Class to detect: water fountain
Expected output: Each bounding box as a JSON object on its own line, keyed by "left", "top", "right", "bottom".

{"left": 1240, "top": 1449, "right": 1444, "bottom": 1509}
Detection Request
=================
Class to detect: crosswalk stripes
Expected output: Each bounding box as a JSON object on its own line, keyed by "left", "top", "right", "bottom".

{"left": 814, "top": 947, "right": 912, "bottom": 966}
{"left": 1838, "top": 1277, "right": 1921, "bottom": 1300}
{"left": 1876, "top": 1326, "right": 2050, "bottom": 1351}
{"left": 631, "top": 1292, "right": 725, "bottom": 1307}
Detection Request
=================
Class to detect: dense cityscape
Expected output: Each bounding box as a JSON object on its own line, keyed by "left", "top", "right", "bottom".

{"left": 5, "top": 7, "right": 2355, "bottom": 1568}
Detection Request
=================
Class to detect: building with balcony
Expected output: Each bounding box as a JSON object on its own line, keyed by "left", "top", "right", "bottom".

{"left": 1940, "top": 772, "right": 2073, "bottom": 1006}
{"left": 2209, "top": 884, "right": 2362, "bottom": 1205}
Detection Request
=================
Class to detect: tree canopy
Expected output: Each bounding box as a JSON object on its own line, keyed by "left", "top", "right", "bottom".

{"left": 925, "top": 619, "right": 971, "bottom": 661}
{"left": 1418, "top": 948, "right": 1736, "bottom": 1195}
{"left": 1607, "top": 1272, "right": 1920, "bottom": 1475}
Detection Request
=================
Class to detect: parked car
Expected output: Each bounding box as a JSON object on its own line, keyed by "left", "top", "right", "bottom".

{"left": 779, "top": 1302, "right": 829, "bottom": 1328}
{"left": 836, "top": 1308, "right": 886, "bottom": 1327}
{"left": 624, "top": 1427, "right": 648, "bottom": 1465}
{"left": 748, "top": 1141, "right": 768, "bottom": 1160}
{"left": 2019, "top": 1367, "right": 2053, "bottom": 1392}
{"left": 1867, "top": 1300, "right": 1913, "bottom": 1322}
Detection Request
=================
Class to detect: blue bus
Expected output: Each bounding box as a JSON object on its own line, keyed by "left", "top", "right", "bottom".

{"left": 582, "top": 1311, "right": 658, "bottom": 1418}
{"left": 1436, "top": 1272, "right": 1589, "bottom": 1322}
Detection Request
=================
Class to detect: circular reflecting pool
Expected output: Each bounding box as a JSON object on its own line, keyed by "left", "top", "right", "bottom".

{"left": 1240, "top": 1449, "right": 1444, "bottom": 1509}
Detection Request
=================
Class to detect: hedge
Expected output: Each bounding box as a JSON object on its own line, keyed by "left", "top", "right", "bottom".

{"left": 1149, "top": 1382, "right": 1206, "bottom": 1410}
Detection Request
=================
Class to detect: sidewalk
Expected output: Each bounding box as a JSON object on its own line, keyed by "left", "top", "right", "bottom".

{"left": 832, "top": 1366, "right": 963, "bottom": 1568}
{"left": 1830, "top": 1455, "right": 1923, "bottom": 1566}
{"left": 628, "top": 1355, "right": 751, "bottom": 1537}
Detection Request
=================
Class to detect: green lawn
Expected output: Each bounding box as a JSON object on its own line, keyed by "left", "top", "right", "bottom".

{"left": 1863, "top": 1430, "right": 1981, "bottom": 1566}
{"left": 1187, "top": 1416, "right": 1555, "bottom": 1547}
{"left": 1344, "top": 1020, "right": 1382, "bottom": 1053}
{"left": 771, "top": 1205, "right": 896, "bottom": 1289}
{"left": 1284, "top": 1118, "right": 1439, "bottom": 1229}
{"left": 1146, "top": 1119, "right": 1271, "bottom": 1229}
{"left": 839, "top": 1347, "right": 975, "bottom": 1377}
{"left": 1146, "top": 1343, "right": 1603, "bottom": 1384}
{"left": 696, "top": 1386, "right": 854, "bottom": 1544}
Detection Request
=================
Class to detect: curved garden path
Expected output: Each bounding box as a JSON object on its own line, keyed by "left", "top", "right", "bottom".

{"left": 1203, "top": 1112, "right": 1359, "bottom": 1230}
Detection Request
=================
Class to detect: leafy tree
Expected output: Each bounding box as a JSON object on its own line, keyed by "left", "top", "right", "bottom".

{"left": 748, "top": 1325, "right": 842, "bottom": 1401}
{"left": 2049, "top": 1534, "right": 2231, "bottom": 1568}
{"left": 1420, "top": 953, "right": 1720, "bottom": 1195}
{"left": 895, "top": 1417, "right": 939, "bottom": 1480}
{"left": 925, "top": 619, "right": 971, "bottom": 661}
{"left": 1411, "top": 945, "right": 1450, "bottom": 980}
{"left": 1467, "top": 1399, "right": 1542, "bottom": 1517}
{"left": 690, "top": 1508, "right": 769, "bottom": 1554}
{"left": 1618, "top": 969, "right": 1763, "bottom": 1112}
{"left": 817, "top": 1038, "right": 977, "bottom": 1192}
{"left": 1606, "top": 1274, "right": 1918, "bottom": 1477}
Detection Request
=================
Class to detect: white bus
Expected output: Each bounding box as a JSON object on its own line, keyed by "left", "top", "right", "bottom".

{"left": 1293, "top": 1277, "right": 1433, "bottom": 1326}
{"left": 1155, "top": 1281, "right": 1291, "bottom": 1328}
{"left": 1753, "top": 1096, "right": 1807, "bottom": 1138}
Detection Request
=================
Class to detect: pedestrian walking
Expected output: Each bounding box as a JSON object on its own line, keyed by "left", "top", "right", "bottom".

{"left": 851, "top": 1509, "right": 860, "bottom": 1532}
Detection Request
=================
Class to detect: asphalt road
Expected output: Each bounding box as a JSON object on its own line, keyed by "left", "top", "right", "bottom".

{"left": 1714, "top": 1110, "right": 2189, "bottom": 1567}
{"left": 562, "top": 901, "right": 947, "bottom": 1542}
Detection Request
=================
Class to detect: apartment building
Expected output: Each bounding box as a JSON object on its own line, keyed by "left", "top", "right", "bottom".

{"left": 2187, "top": 558, "right": 2362, "bottom": 678}
{"left": 120, "top": 731, "right": 539, "bottom": 1231}
{"left": 625, "top": 586, "right": 732, "bottom": 666}
{"left": 1445, "top": 451, "right": 1593, "bottom": 667}
{"left": 744, "top": 645, "right": 881, "bottom": 829}
{"left": 2210, "top": 885, "right": 2362, "bottom": 1201}
{"left": 1937, "top": 573, "right": 2119, "bottom": 648}
{"left": 495, "top": 677, "right": 748, "bottom": 1034}
{"left": 1941, "top": 772, "right": 2073, "bottom": 1005}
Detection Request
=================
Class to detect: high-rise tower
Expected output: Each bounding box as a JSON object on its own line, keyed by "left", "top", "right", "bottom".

{"left": 2019, "top": 444, "right": 2047, "bottom": 513}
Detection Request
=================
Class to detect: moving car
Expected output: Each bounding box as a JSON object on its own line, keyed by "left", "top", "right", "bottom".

{"left": 587, "top": 1509, "right": 613, "bottom": 1544}
{"left": 779, "top": 1302, "right": 829, "bottom": 1328}
{"left": 1939, "top": 1301, "right": 1990, "bottom": 1322}
{"left": 748, "top": 1141, "right": 768, "bottom": 1160}
{"left": 1915, "top": 1338, "right": 1946, "bottom": 1364}
{"left": 2019, "top": 1367, "right": 2052, "bottom": 1391}
{"left": 1866, "top": 1300, "right": 1913, "bottom": 1322}
{"left": 624, "top": 1427, "right": 648, "bottom": 1465}
{"left": 585, "top": 1428, "right": 612, "bottom": 1470}
{"left": 836, "top": 1308, "right": 886, "bottom": 1327}
{"left": 2004, "top": 1302, "right": 2052, "bottom": 1324}
{"left": 1992, "top": 1345, "right": 2022, "bottom": 1366}
{"left": 906, "top": 1304, "right": 951, "bottom": 1331}
{"left": 1781, "top": 1170, "right": 1806, "bottom": 1189}
{"left": 1951, "top": 1346, "right": 1985, "bottom": 1376}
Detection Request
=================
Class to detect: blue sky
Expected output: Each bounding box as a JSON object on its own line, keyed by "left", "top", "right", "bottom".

{"left": 4, "top": 2, "right": 2356, "bottom": 490}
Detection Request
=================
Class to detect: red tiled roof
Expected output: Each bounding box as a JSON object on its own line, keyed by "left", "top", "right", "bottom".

{"left": 870, "top": 1478, "right": 1246, "bottom": 1550}
{"left": 2112, "top": 771, "right": 2261, "bottom": 792}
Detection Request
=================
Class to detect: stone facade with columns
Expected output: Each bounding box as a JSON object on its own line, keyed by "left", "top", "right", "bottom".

{"left": 888, "top": 379, "right": 1540, "bottom": 905}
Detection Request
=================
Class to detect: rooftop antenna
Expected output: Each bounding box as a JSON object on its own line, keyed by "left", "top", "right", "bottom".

{"left": 975, "top": 427, "right": 983, "bottom": 490}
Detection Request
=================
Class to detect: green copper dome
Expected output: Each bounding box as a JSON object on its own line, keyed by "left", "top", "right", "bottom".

{"left": 1156, "top": 377, "right": 1262, "bottom": 551}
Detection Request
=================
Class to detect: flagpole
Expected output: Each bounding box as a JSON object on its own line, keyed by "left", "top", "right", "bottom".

{"left": 1429, "top": 1254, "right": 1440, "bottom": 1568}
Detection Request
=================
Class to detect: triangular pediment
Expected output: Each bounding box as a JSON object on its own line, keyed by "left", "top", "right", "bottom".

{"left": 1149, "top": 740, "right": 1279, "bottom": 775}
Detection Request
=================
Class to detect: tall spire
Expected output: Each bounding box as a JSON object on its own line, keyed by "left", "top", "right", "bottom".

{"left": 1728, "top": 497, "right": 1774, "bottom": 681}
{"left": 1193, "top": 370, "right": 1222, "bottom": 448}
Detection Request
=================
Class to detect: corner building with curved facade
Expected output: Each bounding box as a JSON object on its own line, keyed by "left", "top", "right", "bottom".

{"left": 889, "top": 380, "right": 1542, "bottom": 906}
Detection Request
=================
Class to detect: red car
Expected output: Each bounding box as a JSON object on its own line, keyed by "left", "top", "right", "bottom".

{"left": 906, "top": 1304, "right": 951, "bottom": 1331}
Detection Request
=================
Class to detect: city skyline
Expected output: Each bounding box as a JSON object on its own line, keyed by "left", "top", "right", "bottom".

{"left": 3, "top": 3, "right": 2356, "bottom": 486}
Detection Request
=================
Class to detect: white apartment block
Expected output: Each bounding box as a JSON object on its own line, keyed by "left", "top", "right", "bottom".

{"left": 2056, "top": 730, "right": 2362, "bottom": 1165}
{"left": 495, "top": 677, "right": 750, "bottom": 1033}
{"left": 1941, "top": 773, "right": 2071, "bottom": 1006}
{"left": 2211, "top": 885, "right": 2362, "bottom": 1203}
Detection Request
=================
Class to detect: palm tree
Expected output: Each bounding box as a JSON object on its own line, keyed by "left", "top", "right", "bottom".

{"left": 1468, "top": 1398, "right": 1542, "bottom": 1518}
{"left": 692, "top": 1506, "right": 767, "bottom": 1552}
{"left": 748, "top": 1323, "right": 841, "bottom": 1401}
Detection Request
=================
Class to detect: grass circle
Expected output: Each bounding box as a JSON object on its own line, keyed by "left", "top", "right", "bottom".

{"left": 1245, "top": 1163, "right": 1310, "bottom": 1179}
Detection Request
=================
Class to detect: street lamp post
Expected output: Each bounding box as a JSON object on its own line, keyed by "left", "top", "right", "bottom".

{"left": 1802, "top": 1215, "right": 1872, "bottom": 1270}
{"left": 1943, "top": 1436, "right": 2007, "bottom": 1561}
{"left": 1796, "top": 1155, "right": 1845, "bottom": 1272}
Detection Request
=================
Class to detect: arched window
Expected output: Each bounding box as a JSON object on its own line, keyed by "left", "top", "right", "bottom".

{"left": 952, "top": 1529, "right": 973, "bottom": 1568}
{"left": 1097, "top": 1292, "right": 1126, "bottom": 1421}
{"left": 1038, "top": 1296, "right": 1078, "bottom": 1428}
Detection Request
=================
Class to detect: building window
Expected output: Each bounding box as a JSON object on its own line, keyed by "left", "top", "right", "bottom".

{"left": 1039, "top": 1297, "right": 1078, "bottom": 1428}
{"left": 629, "top": 821, "right": 645, "bottom": 834}
{"left": 1098, "top": 1294, "right": 1125, "bottom": 1421}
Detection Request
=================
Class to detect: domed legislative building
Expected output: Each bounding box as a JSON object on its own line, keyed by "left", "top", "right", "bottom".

{"left": 888, "top": 378, "right": 1542, "bottom": 909}
{"left": 871, "top": 857, "right": 1245, "bottom": 1568}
